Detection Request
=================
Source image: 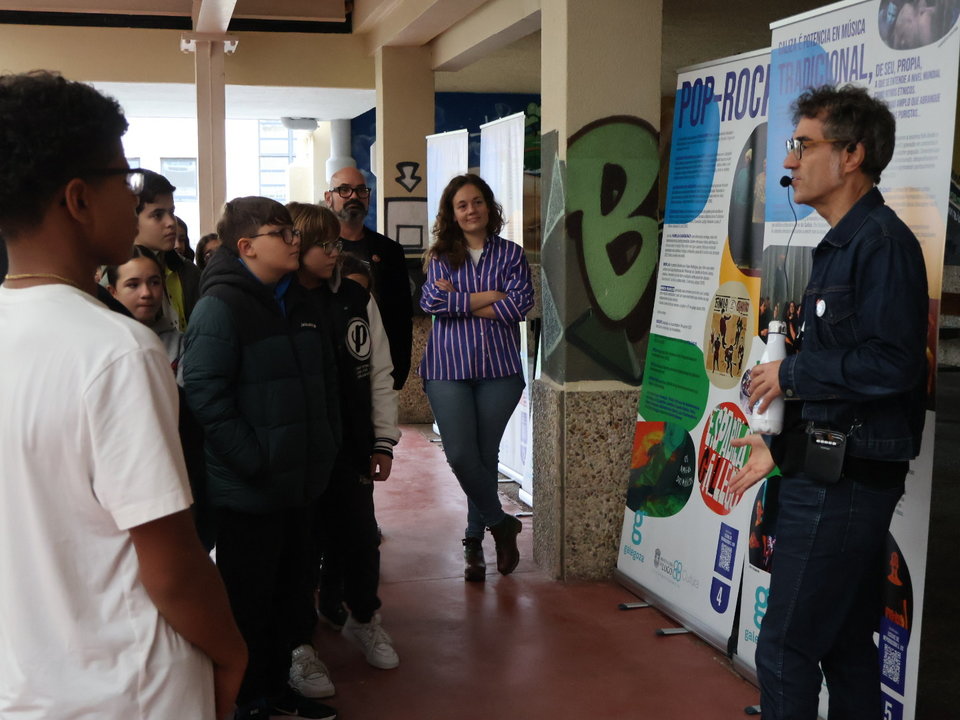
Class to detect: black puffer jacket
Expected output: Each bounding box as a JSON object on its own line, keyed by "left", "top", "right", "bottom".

{"left": 182, "top": 249, "right": 341, "bottom": 513}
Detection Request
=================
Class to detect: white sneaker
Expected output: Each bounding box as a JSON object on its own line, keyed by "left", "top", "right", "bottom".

{"left": 289, "top": 644, "right": 336, "bottom": 698}
{"left": 344, "top": 614, "right": 399, "bottom": 669}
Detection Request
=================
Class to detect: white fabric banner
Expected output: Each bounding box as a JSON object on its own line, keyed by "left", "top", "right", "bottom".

{"left": 426, "top": 129, "right": 469, "bottom": 234}
{"left": 480, "top": 112, "right": 525, "bottom": 243}
{"left": 480, "top": 112, "right": 532, "bottom": 495}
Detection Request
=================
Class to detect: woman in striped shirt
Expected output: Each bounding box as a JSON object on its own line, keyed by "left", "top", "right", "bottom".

{"left": 419, "top": 174, "right": 534, "bottom": 583}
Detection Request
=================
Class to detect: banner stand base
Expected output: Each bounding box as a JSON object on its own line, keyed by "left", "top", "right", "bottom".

{"left": 614, "top": 569, "right": 730, "bottom": 655}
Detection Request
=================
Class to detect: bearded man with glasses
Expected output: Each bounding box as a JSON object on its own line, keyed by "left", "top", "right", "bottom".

{"left": 324, "top": 166, "right": 413, "bottom": 391}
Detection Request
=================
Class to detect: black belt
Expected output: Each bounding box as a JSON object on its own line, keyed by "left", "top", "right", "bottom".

{"left": 843, "top": 456, "right": 908, "bottom": 488}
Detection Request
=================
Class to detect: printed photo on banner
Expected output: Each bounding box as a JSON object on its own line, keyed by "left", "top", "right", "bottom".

{"left": 878, "top": 0, "right": 960, "bottom": 50}
{"left": 758, "top": 245, "right": 812, "bottom": 355}
{"left": 728, "top": 123, "right": 769, "bottom": 276}
{"left": 703, "top": 282, "right": 753, "bottom": 387}
{"left": 880, "top": 532, "right": 914, "bottom": 696}
{"left": 626, "top": 422, "right": 696, "bottom": 518}
{"left": 697, "top": 401, "right": 750, "bottom": 515}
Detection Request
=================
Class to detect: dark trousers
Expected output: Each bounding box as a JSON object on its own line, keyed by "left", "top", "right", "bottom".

{"left": 216, "top": 506, "right": 317, "bottom": 705}
{"left": 756, "top": 472, "right": 904, "bottom": 720}
{"left": 315, "top": 468, "right": 382, "bottom": 624}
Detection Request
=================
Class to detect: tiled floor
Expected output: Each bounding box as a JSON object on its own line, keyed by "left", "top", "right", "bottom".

{"left": 310, "top": 425, "right": 760, "bottom": 720}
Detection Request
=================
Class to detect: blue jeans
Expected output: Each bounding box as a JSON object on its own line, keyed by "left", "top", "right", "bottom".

{"left": 425, "top": 375, "right": 525, "bottom": 539}
{"left": 756, "top": 473, "right": 904, "bottom": 720}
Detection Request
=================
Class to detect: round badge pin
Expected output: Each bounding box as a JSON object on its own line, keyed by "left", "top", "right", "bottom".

{"left": 816, "top": 299, "right": 826, "bottom": 317}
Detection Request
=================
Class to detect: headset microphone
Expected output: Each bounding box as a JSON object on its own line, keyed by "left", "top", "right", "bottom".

{"left": 778, "top": 174, "right": 798, "bottom": 337}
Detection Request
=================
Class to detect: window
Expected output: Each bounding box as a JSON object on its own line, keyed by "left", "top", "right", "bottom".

{"left": 258, "top": 120, "right": 294, "bottom": 202}
{"left": 160, "top": 158, "right": 198, "bottom": 202}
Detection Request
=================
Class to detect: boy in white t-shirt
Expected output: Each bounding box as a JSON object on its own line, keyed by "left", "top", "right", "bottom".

{"left": 0, "top": 71, "right": 246, "bottom": 720}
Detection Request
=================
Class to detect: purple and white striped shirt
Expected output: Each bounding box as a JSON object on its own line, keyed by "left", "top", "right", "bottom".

{"left": 418, "top": 235, "right": 534, "bottom": 381}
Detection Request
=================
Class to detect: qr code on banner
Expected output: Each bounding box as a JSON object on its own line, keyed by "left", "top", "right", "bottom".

{"left": 717, "top": 542, "right": 734, "bottom": 575}
{"left": 713, "top": 523, "right": 739, "bottom": 580}
{"left": 882, "top": 643, "right": 903, "bottom": 685}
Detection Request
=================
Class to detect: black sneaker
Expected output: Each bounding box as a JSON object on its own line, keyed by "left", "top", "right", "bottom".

{"left": 231, "top": 697, "right": 271, "bottom": 720}
{"left": 273, "top": 687, "right": 337, "bottom": 719}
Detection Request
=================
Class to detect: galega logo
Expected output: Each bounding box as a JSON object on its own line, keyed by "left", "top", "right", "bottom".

{"left": 631, "top": 511, "right": 643, "bottom": 545}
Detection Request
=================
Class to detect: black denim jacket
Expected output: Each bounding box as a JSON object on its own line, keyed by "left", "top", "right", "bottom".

{"left": 777, "top": 188, "right": 928, "bottom": 461}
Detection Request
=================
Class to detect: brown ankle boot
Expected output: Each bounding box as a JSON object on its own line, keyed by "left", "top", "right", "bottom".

{"left": 488, "top": 514, "right": 522, "bottom": 575}
{"left": 462, "top": 537, "right": 486, "bottom": 582}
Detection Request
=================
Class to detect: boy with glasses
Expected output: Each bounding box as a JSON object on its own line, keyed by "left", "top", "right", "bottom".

{"left": 287, "top": 203, "right": 401, "bottom": 696}
{"left": 324, "top": 166, "right": 413, "bottom": 391}
{"left": 183, "top": 196, "right": 341, "bottom": 720}
{"left": 0, "top": 71, "right": 246, "bottom": 720}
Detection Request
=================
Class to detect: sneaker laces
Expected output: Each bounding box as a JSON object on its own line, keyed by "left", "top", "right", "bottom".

{"left": 358, "top": 616, "right": 393, "bottom": 649}
{"left": 293, "top": 647, "right": 329, "bottom": 679}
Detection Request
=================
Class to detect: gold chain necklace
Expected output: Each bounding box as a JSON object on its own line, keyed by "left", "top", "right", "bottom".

{"left": 4, "top": 273, "right": 82, "bottom": 290}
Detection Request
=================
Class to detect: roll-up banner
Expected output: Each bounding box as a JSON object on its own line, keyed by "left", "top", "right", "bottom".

{"left": 480, "top": 113, "right": 534, "bottom": 500}
{"left": 615, "top": 47, "right": 774, "bottom": 652}
{"left": 426, "top": 129, "right": 470, "bottom": 436}
{"left": 426, "top": 129, "right": 469, "bottom": 231}
{"left": 733, "top": 3, "right": 957, "bottom": 719}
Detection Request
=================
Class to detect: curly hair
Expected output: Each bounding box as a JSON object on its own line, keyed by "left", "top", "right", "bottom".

{"left": 217, "top": 196, "right": 293, "bottom": 253}
{"left": 425, "top": 173, "right": 504, "bottom": 270}
{"left": 136, "top": 170, "right": 176, "bottom": 214}
{"left": 286, "top": 201, "right": 340, "bottom": 259}
{"left": 0, "top": 71, "right": 128, "bottom": 237}
{"left": 791, "top": 84, "right": 895, "bottom": 184}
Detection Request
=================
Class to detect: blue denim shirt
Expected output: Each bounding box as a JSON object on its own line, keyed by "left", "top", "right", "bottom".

{"left": 777, "top": 188, "right": 928, "bottom": 461}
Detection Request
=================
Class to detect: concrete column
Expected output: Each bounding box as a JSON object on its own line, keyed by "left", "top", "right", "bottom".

{"left": 374, "top": 46, "right": 435, "bottom": 425}
{"left": 193, "top": 39, "right": 228, "bottom": 236}
{"left": 325, "top": 118, "right": 355, "bottom": 184}
{"left": 535, "top": 0, "right": 662, "bottom": 580}
{"left": 374, "top": 46, "right": 433, "bottom": 236}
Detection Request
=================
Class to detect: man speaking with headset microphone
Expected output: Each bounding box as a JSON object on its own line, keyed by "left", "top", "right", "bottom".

{"left": 729, "top": 84, "right": 928, "bottom": 720}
